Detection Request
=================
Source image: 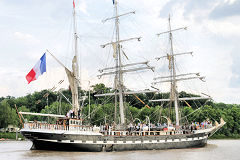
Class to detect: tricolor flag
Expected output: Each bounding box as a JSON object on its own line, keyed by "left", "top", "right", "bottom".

{"left": 73, "top": 0, "right": 75, "bottom": 8}
{"left": 26, "top": 53, "right": 46, "bottom": 84}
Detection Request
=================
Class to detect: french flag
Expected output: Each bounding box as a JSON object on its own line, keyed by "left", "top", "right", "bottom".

{"left": 26, "top": 53, "right": 46, "bottom": 84}
{"left": 73, "top": 0, "right": 75, "bottom": 8}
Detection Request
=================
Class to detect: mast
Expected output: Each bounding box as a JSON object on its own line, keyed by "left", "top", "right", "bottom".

{"left": 114, "top": 1, "right": 119, "bottom": 124}
{"left": 98, "top": 0, "right": 154, "bottom": 126}
{"left": 168, "top": 15, "right": 180, "bottom": 127}
{"left": 47, "top": 1, "right": 84, "bottom": 120}
{"left": 88, "top": 81, "right": 91, "bottom": 121}
{"left": 72, "top": 0, "right": 80, "bottom": 117}
{"left": 152, "top": 15, "right": 206, "bottom": 127}
{"left": 114, "top": 0, "right": 125, "bottom": 125}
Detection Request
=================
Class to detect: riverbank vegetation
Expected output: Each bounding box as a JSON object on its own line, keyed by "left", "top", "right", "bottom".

{"left": 0, "top": 132, "right": 24, "bottom": 140}
{"left": 0, "top": 83, "right": 239, "bottom": 139}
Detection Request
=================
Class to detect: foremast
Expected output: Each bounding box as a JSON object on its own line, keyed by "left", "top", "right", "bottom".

{"left": 152, "top": 15, "right": 208, "bottom": 127}
{"left": 168, "top": 16, "right": 180, "bottom": 127}
{"left": 114, "top": 1, "right": 125, "bottom": 124}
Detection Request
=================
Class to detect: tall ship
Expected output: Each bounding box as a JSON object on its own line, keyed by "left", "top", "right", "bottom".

{"left": 20, "top": 0, "right": 225, "bottom": 151}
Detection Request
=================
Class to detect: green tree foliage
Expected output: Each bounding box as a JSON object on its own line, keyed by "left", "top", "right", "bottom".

{"left": 91, "top": 83, "right": 113, "bottom": 104}
{"left": 41, "top": 101, "right": 72, "bottom": 116}
{"left": 1, "top": 84, "right": 240, "bottom": 138}
{"left": 0, "top": 100, "right": 17, "bottom": 128}
{"left": 86, "top": 103, "right": 115, "bottom": 125}
{"left": 92, "top": 83, "right": 111, "bottom": 94}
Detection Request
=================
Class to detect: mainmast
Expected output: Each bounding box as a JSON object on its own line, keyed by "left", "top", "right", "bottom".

{"left": 97, "top": 0, "right": 154, "bottom": 125}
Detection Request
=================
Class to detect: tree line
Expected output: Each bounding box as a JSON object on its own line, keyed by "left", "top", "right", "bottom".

{"left": 0, "top": 83, "right": 239, "bottom": 138}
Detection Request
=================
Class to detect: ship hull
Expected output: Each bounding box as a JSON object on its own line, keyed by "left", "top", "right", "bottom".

{"left": 21, "top": 130, "right": 207, "bottom": 152}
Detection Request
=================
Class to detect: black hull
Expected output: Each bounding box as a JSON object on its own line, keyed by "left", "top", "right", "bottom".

{"left": 30, "top": 138, "right": 206, "bottom": 152}
{"left": 21, "top": 130, "right": 207, "bottom": 152}
{"left": 31, "top": 139, "right": 103, "bottom": 152}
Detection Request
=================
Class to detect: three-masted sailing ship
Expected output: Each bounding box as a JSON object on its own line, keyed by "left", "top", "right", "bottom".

{"left": 20, "top": 0, "right": 225, "bottom": 151}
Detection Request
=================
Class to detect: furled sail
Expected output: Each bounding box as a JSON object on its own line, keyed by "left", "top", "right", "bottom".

{"left": 65, "top": 55, "right": 79, "bottom": 113}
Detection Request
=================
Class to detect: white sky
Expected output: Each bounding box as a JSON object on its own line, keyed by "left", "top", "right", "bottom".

{"left": 0, "top": 0, "right": 239, "bottom": 104}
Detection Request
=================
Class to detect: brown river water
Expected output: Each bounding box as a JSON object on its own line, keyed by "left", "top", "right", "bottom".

{"left": 0, "top": 140, "right": 239, "bottom": 160}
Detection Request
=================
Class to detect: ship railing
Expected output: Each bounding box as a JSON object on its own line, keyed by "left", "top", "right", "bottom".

{"left": 101, "top": 130, "right": 184, "bottom": 136}
{"left": 23, "top": 122, "right": 94, "bottom": 132}
{"left": 131, "top": 130, "right": 183, "bottom": 136}
{"left": 23, "top": 122, "right": 210, "bottom": 135}
{"left": 69, "top": 124, "right": 94, "bottom": 132}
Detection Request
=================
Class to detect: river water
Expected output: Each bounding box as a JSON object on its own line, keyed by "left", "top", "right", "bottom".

{"left": 0, "top": 140, "right": 239, "bottom": 160}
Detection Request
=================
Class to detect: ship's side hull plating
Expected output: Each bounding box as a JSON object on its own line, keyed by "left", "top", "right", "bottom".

{"left": 21, "top": 130, "right": 207, "bottom": 152}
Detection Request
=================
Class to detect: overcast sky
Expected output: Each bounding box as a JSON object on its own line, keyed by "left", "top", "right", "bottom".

{"left": 0, "top": 0, "right": 239, "bottom": 104}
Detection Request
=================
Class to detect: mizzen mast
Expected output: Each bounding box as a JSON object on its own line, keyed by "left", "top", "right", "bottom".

{"left": 63, "top": 0, "right": 80, "bottom": 118}
{"left": 72, "top": 0, "right": 80, "bottom": 117}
